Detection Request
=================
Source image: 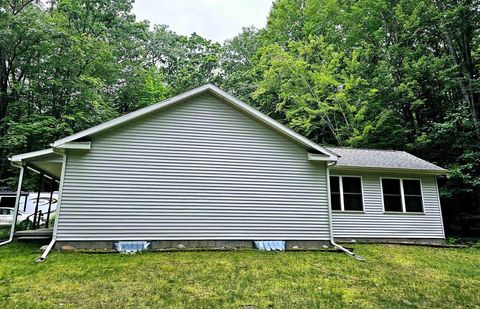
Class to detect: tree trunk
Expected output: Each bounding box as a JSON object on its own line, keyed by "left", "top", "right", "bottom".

{"left": 0, "top": 52, "right": 8, "bottom": 124}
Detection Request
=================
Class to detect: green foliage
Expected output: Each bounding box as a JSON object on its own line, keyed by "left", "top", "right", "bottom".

{"left": 254, "top": 36, "right": 374, "bottom": 145}
{"left": 146, "top": 26, "right": 221, "bottom": 93}
{"left": 217, "top": 27, "right": 262, "bottom": 105}
{"left": 113, "top": 67, "right": 172, "bottom": 113}
{"left": 0, "top": 226, "right": 9, "bottom": 240}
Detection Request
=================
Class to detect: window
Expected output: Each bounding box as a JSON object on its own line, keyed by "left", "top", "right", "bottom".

{"left": 330, "top": 177, "right": 341, "bottom": 210}
{"left": 403, "top": 180, "right": 423, "bottom": 212}
{"left": 330, "top": 176, "right": 363, "bottom": 211}
{"left": 382, "top": 179, "right": 402, "bottom": 212}
{"left": 0, "top": 197, "right": 15, "bottom": 208}
{"left": 381, "top": 178, "right": 423, "bottom": 213}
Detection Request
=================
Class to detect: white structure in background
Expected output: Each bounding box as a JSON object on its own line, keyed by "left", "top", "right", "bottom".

{"left": 0, "top": 191, "right": 58, "bottom": 226}
{"left": 20, "top": 192, "right": 58, "bottom": 215}
{"left": 0, "top": 208, "right": 31, "bottom": 227}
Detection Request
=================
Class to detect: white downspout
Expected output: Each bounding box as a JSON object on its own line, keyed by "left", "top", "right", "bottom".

{"left": 0, "top": 165, "right": 25, "bottom": 247}
{"left": 36, "top": 152, "right": 67, "bottom": 262}
{"left": 326, "top": 162, "right": 365, "bottom": 261}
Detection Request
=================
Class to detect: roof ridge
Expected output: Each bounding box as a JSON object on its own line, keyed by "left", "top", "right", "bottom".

{"left": 325, "top": 146, "right": 405, "bottom": 153}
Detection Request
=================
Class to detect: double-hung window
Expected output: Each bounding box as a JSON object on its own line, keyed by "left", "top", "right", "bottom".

{"left": 381, "top": 178, "right": 423, "bottom": 213}
{"left": 330, "top": 176, "right": 363, "bottom": 211}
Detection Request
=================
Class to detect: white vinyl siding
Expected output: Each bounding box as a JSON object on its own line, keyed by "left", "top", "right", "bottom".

{"left": 56, "top": 94, "right": 330, "bottom": 241}
{"left": 331, "top": 170, "right": 445, "bottom": 239}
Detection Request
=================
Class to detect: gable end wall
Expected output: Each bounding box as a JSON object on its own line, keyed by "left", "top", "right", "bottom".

{"left": 56, "top": 94, "right": 330, "bottom": 241}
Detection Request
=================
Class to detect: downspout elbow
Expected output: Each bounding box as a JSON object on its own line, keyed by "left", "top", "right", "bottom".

{"left": 36, "top": 239, "right": 56, "bottom": 263}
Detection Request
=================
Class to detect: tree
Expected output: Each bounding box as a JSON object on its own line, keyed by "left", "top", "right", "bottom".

{"left": 254, "top": 36, "right": 374, "bottom": 145}
{"left": 146, "top": 25, "right": 221, "bottom": 93}
{"left": 432, "top": 0, "right": 480, "bottom": 138}
{"left": 0, "top": 0, "right": 169, "bottom": 187}
{"left": 217, "top": 27, "right": 262, "bottom": 105}
{"left": 0, "top": 1, "right": 46, "bottom": 125}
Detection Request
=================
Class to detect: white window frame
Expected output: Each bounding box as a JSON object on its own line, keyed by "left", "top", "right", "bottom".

{"left": 380, "top": 177, "right": 424, "bottom": 214}
{"left": 330, "top": 175, "right": 365, "bottom": 212}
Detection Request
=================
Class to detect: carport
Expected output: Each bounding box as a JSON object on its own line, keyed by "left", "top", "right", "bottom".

{"left": 0, "top": 148, "right": 63, "bottom": 245}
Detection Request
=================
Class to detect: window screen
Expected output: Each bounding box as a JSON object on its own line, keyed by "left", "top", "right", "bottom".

{"left": 403, "top": 179, "right": 423, "bottom": 212}
{"left": 342, "top": 177, "right": 363, "bottom": 211}
{"left": 382, "top": 179, "right": 402, "bottom": 212}
{"left": 330, "top": 176, "right": 341, "bottom": 210}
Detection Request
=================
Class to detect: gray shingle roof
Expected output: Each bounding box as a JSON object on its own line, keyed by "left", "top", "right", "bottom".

{"left": 326, "top": 147, "right": 446, "bottom": 173}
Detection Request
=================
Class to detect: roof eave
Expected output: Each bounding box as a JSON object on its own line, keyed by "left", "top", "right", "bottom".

{"left": 308, "top": 153, "right": 338, "bottom": 162}
{"left": 330, "top": 165, "right": 448, "bottom": 175}
{"left": 9, "top": 148, "right": 57, "bottom": 164}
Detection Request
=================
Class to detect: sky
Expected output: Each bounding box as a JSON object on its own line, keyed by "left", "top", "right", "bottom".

{"left": 132, "top": 0, "right": 274, "bottom": 43}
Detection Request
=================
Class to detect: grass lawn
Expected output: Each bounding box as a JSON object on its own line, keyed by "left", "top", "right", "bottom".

{"left": 0, "top": 226, "right": 10, "bottom": 240}
{"left": 0, "top": 242, "right": 479, "bottom": 308}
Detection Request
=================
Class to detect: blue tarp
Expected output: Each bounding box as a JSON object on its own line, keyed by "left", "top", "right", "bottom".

{"left": 254, "top": 240, "right": 286, "bottom": 251}
{"left": 114, "top": 241, "right": 150, "bottom": 253}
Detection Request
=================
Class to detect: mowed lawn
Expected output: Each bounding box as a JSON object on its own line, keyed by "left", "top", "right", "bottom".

{"left": 0, "top": 242, "right": 479, "bottom": 308}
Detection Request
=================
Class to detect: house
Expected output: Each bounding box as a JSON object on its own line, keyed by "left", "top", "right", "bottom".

{"left": 5, "top": 84, "right": 446, "bottom": 258}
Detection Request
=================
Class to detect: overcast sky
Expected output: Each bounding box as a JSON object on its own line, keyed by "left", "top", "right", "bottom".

{"left": 132, "top": 0, "right": 274, "bottom": 43}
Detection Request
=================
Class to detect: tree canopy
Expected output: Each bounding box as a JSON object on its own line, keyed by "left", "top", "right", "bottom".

{"left": 1, "top": 0, "right": 479, "bottom": 235}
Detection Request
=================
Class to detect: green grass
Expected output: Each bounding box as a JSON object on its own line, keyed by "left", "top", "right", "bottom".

{"left": 0, "top": 243, "right": 479, "bottom": 308}
{"left": 0, "top": 226, "right": 10, "bottom": 240}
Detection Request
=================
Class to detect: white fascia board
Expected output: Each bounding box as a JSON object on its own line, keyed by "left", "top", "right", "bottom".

{"left": 330, "top": 165, "right": 447, "bottom": 175}
{"left": 9, "top": 148, "right": 55, "bottom": 164}
{"left": 52, "top": 84, "right": 337, "bottom": 158}
{"left": 54, "top": 142, "right": 91, "bottom": 150}
{"left": 308, "top": 153, "right": 337, "bottom": 162}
